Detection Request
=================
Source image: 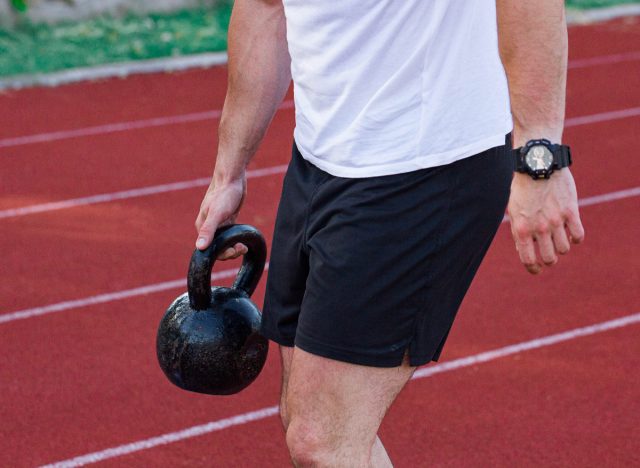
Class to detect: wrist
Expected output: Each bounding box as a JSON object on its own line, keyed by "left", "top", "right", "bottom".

{"left": 212, "top": 163, "right": 246, "bottom": 187}
{"left": 512, "top": 125, "right": 563, "bottom": 148}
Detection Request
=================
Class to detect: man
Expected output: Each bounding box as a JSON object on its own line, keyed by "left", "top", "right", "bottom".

{"left": 194, "top": 0, "right": 585, "bottom": 465}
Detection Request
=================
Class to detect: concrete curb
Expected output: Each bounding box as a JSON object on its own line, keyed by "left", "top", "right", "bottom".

{"left": 1, "top": 4, "right": 639, "bottom": 91}
{"left": 566, "top": 3, "right": 640, "bottom": 23}
{"left": 0, "top": 52, "right": 228, "bottom": 91}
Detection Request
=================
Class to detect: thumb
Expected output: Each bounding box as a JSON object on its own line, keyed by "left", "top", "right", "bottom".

{"left": 195, "top": 215, "right": 220, "bottom": 250}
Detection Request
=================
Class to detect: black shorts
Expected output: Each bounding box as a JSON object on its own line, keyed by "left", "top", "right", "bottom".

{"left": 261, "top": 138, "right": 512, "bottom": 367}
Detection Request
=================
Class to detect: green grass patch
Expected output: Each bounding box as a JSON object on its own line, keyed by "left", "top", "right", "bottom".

{"left": 0, "top": 3, "right": 232, "bottom": 77}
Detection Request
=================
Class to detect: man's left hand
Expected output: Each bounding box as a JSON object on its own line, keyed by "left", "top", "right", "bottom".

{"left": 508, "top": 169, "right": 585, "bottom": 274}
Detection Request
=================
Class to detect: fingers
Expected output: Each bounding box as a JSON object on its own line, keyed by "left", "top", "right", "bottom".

{"left": 218, "top": 243, "right": 249, "bottom": 260}
{"left": 535, "top": 230, "right": 557, "bottom": 266}
{"left": 195, "top": 204, "right": 246, "bottom": 259}
{"left": 514, "top": 217, "right": 580, "bottom": 275}
{"left": 196, "top": 212, "right": 247, "bottom": 259}
{"left": 552, "top": 223, "right": 571, "bottom": 256}
{"left": 195, "top": 212, "right": 220, "bottom": 250}
{"left": 514, "top": 235, "right": 542, "bottom": 275}
{"left": 565, "top": 210, "right": 585, "bottom": 244}
{"left": 194, "top": 178, "right": 246, "bottom": 251}
{"left": 194, "top": 196, "right": 237, "bottom": 251}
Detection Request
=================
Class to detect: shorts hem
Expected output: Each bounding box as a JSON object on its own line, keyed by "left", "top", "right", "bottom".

{"left": 295, "top": 338, "right": 402, "bottom": 368}
{"left": 261, "top": 327, "right": 441, "bottom": 368}
{"left": 260, "top": 325, "right": 295, "bottom": 348}
{"left": 409, "top": 354, "right": 439, "bottom": 367}
{"left": 295, "top": 331, "right": 424, "bottom": 368}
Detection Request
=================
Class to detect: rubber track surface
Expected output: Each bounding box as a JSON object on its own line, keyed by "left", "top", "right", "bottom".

{"left": 1, "top": 17, "right": 639, "bottom": 467}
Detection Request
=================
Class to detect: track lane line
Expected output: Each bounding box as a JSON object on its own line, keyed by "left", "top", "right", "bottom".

{"left": 0, "top": 165, "right": 288, "bottom": 219}
{"left": 40, "top": 311, "right": 640, "bottom": 468}
{"left": 0, "top": 109, "right": 222, "bottom": 149}
{"left": 568, "top": 50, "right": 640, "bottom": 69}
{"left": 565, "top": 106, "right": 640, "bottom": 127}
{"left": 577, "top": 186, "right": 640, "bottom": 207}
{"left": 0, "top": 100, "right": 294, "bottom": 149}
{"left": 0, "top": 265, "right": 266, "bottom": 324}
{"left": 1, "top": 185, "right": 638, "bottom": 323}
{"left": 2, "top": 105, "right": 640, "bottom": 219}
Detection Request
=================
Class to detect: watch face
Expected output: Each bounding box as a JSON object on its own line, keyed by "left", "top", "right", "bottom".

{"left": 525, "top": 145, "right": 553, "bottom": 172}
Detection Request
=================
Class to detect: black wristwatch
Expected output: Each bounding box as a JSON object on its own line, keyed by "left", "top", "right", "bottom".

{"left": 513, "top": 139, "right": 572, "bottom": 180}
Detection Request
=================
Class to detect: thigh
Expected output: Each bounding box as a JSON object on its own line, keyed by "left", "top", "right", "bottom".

{"left": 278, "top": 345, "right": 295, "bottom": 428}
{"left": 286, "top": 346, "right": 415, "bottom": 450}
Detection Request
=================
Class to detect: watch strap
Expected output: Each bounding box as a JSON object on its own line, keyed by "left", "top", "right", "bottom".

{"left": 513, "top": 150, "right": 526, "bottom": 172}
{"left": 551, "top": 144, "right": 572, "bottom": 169}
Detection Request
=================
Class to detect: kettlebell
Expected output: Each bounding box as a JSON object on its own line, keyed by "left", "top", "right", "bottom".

{"left": 156, "top": 224, "right": 268, "bottom": 395}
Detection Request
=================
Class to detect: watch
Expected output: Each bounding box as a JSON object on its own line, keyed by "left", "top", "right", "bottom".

{"left": 513, "top": 139, "right": 572, "bottom": 180}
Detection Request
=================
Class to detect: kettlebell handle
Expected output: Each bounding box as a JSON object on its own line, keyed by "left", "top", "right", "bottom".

{"left": 187, "top": 224, "right": 267, "bottom": 310}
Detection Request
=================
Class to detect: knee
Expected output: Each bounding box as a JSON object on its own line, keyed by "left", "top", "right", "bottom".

{"left": 285, "top": 419, "right": 335, "bottom": 467}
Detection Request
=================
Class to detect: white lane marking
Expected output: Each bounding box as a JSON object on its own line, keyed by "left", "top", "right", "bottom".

{"left": 0, "top": 165, "right": 288, "bottom": 219}
{"left": 40, "top": 406, "right": 281, "bottom": 468}
{"left": 0, "top": 100, "right": 294, "bottom": 149}
{"left": 0, "top": 267, "right": 229, "bottom": 324}
{"left": 577, "top": 186, "right": 640, "bottom": 207}
{"left": 565, "top": 106, "right": 640, "bottom": 127}
{"left": 568, "top": 50, "right": 640, "bottom": 69}
{"left": 41, "top": 311, "right": 640, "bottom": 468}
{"left": 0, "top": 110, "right": 220, "bottom": 149}
{"left": 1, "top": 184, "right": 638, "bottom": 322}
{"left": 412, "top": 312, "right": 640, "bottom": 379}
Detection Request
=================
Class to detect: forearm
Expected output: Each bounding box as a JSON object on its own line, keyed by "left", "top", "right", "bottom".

{"left": 214, "top": 0, "right": 291, "bottom": 184}
{"left": 497, "top": 0, "right": 567, "bottom": 148}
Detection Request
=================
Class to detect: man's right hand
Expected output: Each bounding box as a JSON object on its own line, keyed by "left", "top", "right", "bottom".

{"left": 194, "top": 175, "right": 248, "bottom": 259}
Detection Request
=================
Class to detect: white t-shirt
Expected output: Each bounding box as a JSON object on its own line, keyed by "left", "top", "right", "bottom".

{"left": 282, "top": 0, "right": 513, "bottom": 178}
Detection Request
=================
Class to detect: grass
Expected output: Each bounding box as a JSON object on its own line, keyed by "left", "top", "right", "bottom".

{"left": 0, "top": 3, "right": 232, "bottom": 77}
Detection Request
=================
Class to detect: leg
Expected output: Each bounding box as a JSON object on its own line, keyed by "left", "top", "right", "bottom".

{"left": 279, "top": 345, "right": 396, "bottom": 465}
{"left": 284, "top": 347, "right": 415, "bottom": 467}
{"left": 279, "top": 345, "right": 294, "bottom": 431}
{"left": 280, "top": 344, "right": 393, "bottom": 466}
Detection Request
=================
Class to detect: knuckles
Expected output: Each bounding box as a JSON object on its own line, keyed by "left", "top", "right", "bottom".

{"left": 548, "top": 216, "right": 563, "bottom": 229}
{"left": 513, "top": 223, "right": 531, "bottom": 240}
{"left": 534, "top": 223, "right": 550, "bottom": 235}
{"left": 561, "top": 207, "right": 574, "bottom": 220}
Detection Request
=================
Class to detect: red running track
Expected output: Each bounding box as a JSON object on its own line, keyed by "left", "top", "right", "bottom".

{"left": 1, "top": 17, "right": 639, "bottom": 467}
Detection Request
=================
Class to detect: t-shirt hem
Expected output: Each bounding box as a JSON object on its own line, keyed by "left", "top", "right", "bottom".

{"left": 296, "top": 125, "right": 513, "bottom": 178}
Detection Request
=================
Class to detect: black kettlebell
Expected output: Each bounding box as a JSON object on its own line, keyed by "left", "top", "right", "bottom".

{"left": 156, "top": 224, "right": 268, "bottom": 395}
